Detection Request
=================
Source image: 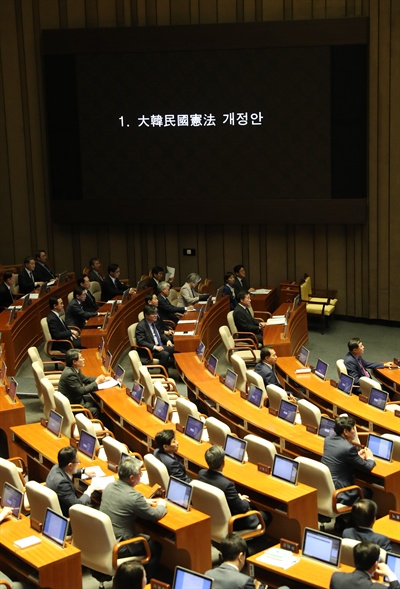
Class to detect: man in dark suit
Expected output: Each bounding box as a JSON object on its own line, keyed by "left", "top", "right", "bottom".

{"left": 33, "top": 249, "right": 56, "bottom": 282}
{"left": 77, "top": 275, "right": 100, "bottom": 312}
{"left": 47, "top": 296, "right": 82, "bottom": 352}
{"left": 254, "top": 347, "right": 282, "bottom": 387}
{"left": 344, "top": 338, "right": 393, "bottom": 394}
{"left": 65, "top": 286, "right": 101, "bottom": 329}
{"left": 233, "top": 291, "right": 267, "bottom": 344}
{"left": 46, "top": 446, "right": 100, "bottom": 517}
{"left": 233, "top": 265, "right": 254, "bottom": 299}
{"left": 0, "top": 271, "right": 15, "bottom": 310}
{"left": 57, "top": 349, "right": 109, "bottom": 418}
{"left": 343, "top": 499, "right": 392, "bottom": 552}
{"left": 154, "top": 429, "right": 191, "bottom": 483}
{"left": 101, "top": 263, "right": 133, "bottom": 300}
{"left": 157, "top": 281, "right": 188, "bottom": 326}
{"left": 88, "top": 257, "right": 105, "bottom": 284}
{"left": 198, "top": 445, "right": 271, "bottom": 531}
{"left": 205, "top": 533, "right": 271, "bottom": 589}
{"left": 18, "top": 256, "right": 43, "bottom": 294}
{"left": 321, "top": 415, "right": 375, "bottom": 505}
{"left": 149, "top": 266, "right": 164, "bottom": 294}
{"left": 145, "top": 292, "right": 174, "bottom": 340}
{"left": 135, "top": 305, "right": 174, "bottom": 370}
{"left": 330, "top": 541, "right": 400, "bottom": 589}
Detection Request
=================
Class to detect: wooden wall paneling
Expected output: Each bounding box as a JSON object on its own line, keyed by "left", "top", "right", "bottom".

{"left": 344, "top": 225, "right": 356, "bottom": 316}
{"left": 221, "top": 226, "right": 244, "bottom": 276}
{"left": 78, "top": 227, "right": 100, "bottom": 275}
{"left": 83, "top": 0, "right": 99, "bottom": 27}
{"left": 388, "top": 1, "right": 400, "bottom": 319}
{"left": 154, "top": 0, "right": 170, "bottom": 25}
{"left": 248, "top": 224, "right": 261, "bottom": 288}
{"left": 53, "top": 223, "right": 75, "bottom": 274}
{"left": 314, "top": 225, "right": 328, "bottom": 288}
{"left": 216, "top": 0, "right": 238, "bottom": 23}
{"left": 190, "top": 0, "right": 200, "bottom": 24}
{"left": 164, "top": 224, "right": 180, "bottom": 285}
{"left": 38, "top": 0, "right": 61, "bottom": 29}
{"left": 107, "top": 225, "right": 130, "bottom": 280}
{"left": 177, "top": 224, "right": 198, "bottom": 284}
{"left": 368, "top": 0, "right": 378, "bottom": 319}
{"left": 326, "top": 224, "right": 346, "bottom": 314}
{"left": 243, "top": 0, "right": 257, "bottom": 22}
{"left": 196, "top": 225, "right": 208, "bottom": 285}
{"left": 199, "top": 0, "right": 218, "bottom": 24}
{"left": 171, "top": 0, "right": 191, "bottom": 25}
{"left": 326, "top": 0, "right": 348, "bottom": 19}
{"left": 264, "top": 225, "right": 290, "bottom": 286}
{"left": 144, "top": 0, "right": 159, "bottom": 26}
{"left": 120, "top": 0, "right": 133, "bottom": 26}
{"left": 284, "top": 225, "right": 296, "bottom": 282}
{"left": 293, "top": 0, "right": 313, "bottom": 21}
{"left": 97, "top": 0, "right": 118, "bottom": 27}
{"left": 310, "top": 0, "right": 327, "bottom": 19}
{"left": 204, "top": 225, "right": 224, "bottom": 288}
{"left": 257, "top": 224, "right": 267, "bottom": 286}
{"left": 65, "top": 0, "right": 86, "bottom": 28}
{"left": 355, "top": 224, "right": 367, "bottom": 317}
{"left": 130, "top": 226, "right": 145, "bottom": 281}
{"left": 292, "top": 225, "right": 315, "bottom": 284}
{"left": 261, "top": 0, "right": 284, "bottom": 21}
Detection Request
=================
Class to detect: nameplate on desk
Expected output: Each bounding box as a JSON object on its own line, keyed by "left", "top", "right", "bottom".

{"left": 330, "top": 379, "right": 338, "bottom": 387}
{"left": 257, "top": 463, "right": 271, "bottom": 475}
{"left": 151, "top": 580, "right": 170, "bottom": 589}
{"left": 268, "top": 407, "right": 278, "bottom": 416}
{"left": 40, "top": 417, "right": 47, "bottom": 428}
{"left": 359, "top": 395, "right": 368, "bottom": 404}
{"left": 389, "top": 510, "right": 400, "bottom": 521}
{"left": 394, "top": 410, "right": 400, "bottom": 418}
{"left": 240, "top": 391, "right": 248, "bottom": 400}
{"left": 146, "top": 405, "right": 154, "bottom": 415}
{"left": 305, "top": 424, "right": 318, "bottom": 434}
{"left": 30, "top": 518, "right": 42, "bottom": 533}
{"left": 295, "top": 368, "right": 311, "bottom": 374}
{"left": 70, "top": 437, "right": 78, "bottom": 448}
{"left": 219, "top": 375, "right": 225, "bottom": 384}
{"left": 175, "top": 423, "right": 184, "bottom": 433}
{"left": 280, "top": 538, "right": 299, "bottom": 553}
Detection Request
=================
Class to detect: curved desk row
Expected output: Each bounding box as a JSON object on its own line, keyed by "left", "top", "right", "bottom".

{"left": 174, "top": 352, "right": 400, "bottom": 514}
{"left": 262, "top": 302, "right": 308, "bottom": 357}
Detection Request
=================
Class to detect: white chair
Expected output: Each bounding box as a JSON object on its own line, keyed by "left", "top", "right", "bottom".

{"left": 359, "top": 376, "right": 382, "bottom": 398}
{"left": 382, "top": 433, "right": 400, "bottom": 461}
{"left": 294, "top": 456, "right": 361, "bottom": 527}
{"left": 227, "top": 311, "right": 260, "bottom": 348}
{"left": 25, "top": 480, "right": 63, "bottom": 525}
{"left": 31, "top": 361, "right": 46, "bottom": 405}
{"left": 297, "top": 399, "right": 321, "bottom": 429}
{"left": 175, "top": 397, "right": 208, "bottom": 442}
{"left": 219, "top": 325, "right": 260, "bottom": 365}
{"left": 246, "top": 370, "right": 267, "bottom": 406}
{"left": 40, "top": 317, "right": 73, "bottom": 361}
{"left": 300, "top": 274, "right": 337, "bottom": 334}
{"left": 128, "top": 349, "right": 174, "bottom": 387}
{"left": 69, "top": 504, "right": 151, "bottom": 588}
{"left": 340, "top": 538, "right": 386, "bottom": 567}
{"left": 205, "top": 417, "right": 231, "bottom": 447}
{"left": 336, "top": 359, "right": 348, "bottom": 379}
{"left": 244, "top": 435, "right": 276, "bottom": 468}
{"left": 27, "top": 346, "right": 63, "bottom": 384}
{"left": 40, "top": 377, "right": 56, "bottom": 420}
{"left": 53, "top": 390, "right": 92, "bottom": 438}
{"left": 230, "top": 353, "right": 248, "bottom": 393}
{"left": 266, "top": 384, "right": 289, "bottom": 411}
{"left": 0, "top": 457, "right": 29, "bottom": 512}
{"left": 153, "top": 381, "right": 178, "bottom": 421}
{"left": 143, "top": 453, "right": 169, "bottom": 490}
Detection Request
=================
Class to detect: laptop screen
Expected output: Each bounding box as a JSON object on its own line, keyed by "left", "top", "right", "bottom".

{"left": 1, "top": 482, "right": 23, "bottom": 519}
{"left": 21, "top": 294, "right": 30, "bottom": 310}
{"left": 247, "top": 384, "right": 263, "bottom": 408}
{"left": 368, "top": 388, "right": 388, "bottom": 411}
{"left": 224, "top": 369, "right": 237, "bottom": 392}
{"left": 129, "top": 381, "right": 144, "bottom": 405}
{"left": 302, "top": 527, "right": 342, "bottom": 567}
{"left": 42, "top": 507, "right": 69, "bottom": 547}
{"left": 114, "top": 364, "right": 125, "bottom": 385}
{"left": 298, "top": 346, "right": 310, "bottom": 367}
{"left": 58, "top": 270, "right": 68, "bottom": 285}
{"left": 207, "top": 354, "right": 218, "bottom": 376}
{"left": 173, "top": 566, "right": 213, "bottom": 589}
{"left": 121, "top": 287, "right": 130, "bottom": 304}
{"left": 166, "top": 477, "right": 193, "bottom": 511}
{"left": 292, "top": 294, "right": 300, "bottom": 311}
{"left": 78, "top": 429, "right": 97, "bottom": 460}
{"left": 272, "top": 455, "right": 299, "bottom": 485}
{"left": 104, "top": 349, "right": 112, "bottom": 372}
{"left": 224, "top": 434, "right": 247, "bottom": 464}
{"left": 367, "top": 433, "right": 393, "bottom": 461}
{"left": 153, "top": 397, "right": 170, "bottom": 423}
{"left": 204, "top": 295, "right": 213, "bottom": 313}
{"left": 102, "top": 313, "right": 109, "bottom": 330}
{"left": 38, "top": 281, "right": 48, "bottom": 298}
{"left": 196, "top": 341, "right": 205, "bottom": 362}
{"left": 278, "top": 399, "right": 297, "bottom": 425}
{"left": 337, "top": 372, "right": 354, "bottom": 394}
{"left": 315, "top": 359, "right": 329, "bottom": 380}
{"left": 318, "top": 416, "right": 335, "bottom": 438}
{"left": 98, "top": 337, "right": 105, "bottom": 358}
{"left": 8, "top": 377, "right": 18, "bottom": 403}
{"left": 109, "top": 299, "right": 118, "bottom": 317}
{"left": 385, "top": 553, "right": 400, "bottom": 582}
{"left": 47, "top": 409, "right": 63, "bottom": 438}
{"left": 8, "top": 307, "right": 17, "bottom": 326}
{"left": 184, "top": 415, "right": 204, "bottom": 443}
{"left": 215, "top": 286, "right": 225, "bottom": 301}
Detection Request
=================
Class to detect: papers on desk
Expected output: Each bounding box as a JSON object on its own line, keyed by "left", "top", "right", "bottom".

{"left": 8, "top": 305, "right": 22, "bottom": 310}
{"left": 175, "top": 331, "right": 195, "bottom": 337}
{"left": 14, "top": 535, "right": 42, "bottom": 549}
{"left": 251, "top": 289, "right": 271, "bottom": 295}
{"left": 266, "top": 316, "right": 286, "bottom": 325}
{"left": 257, "top": 547, "right": 299, "bottom": 569}
{"left": 106, "top": 300, "right": 121, "bottom": 304}
{"left": 29, "top": 294, "right": 39, "bottom": 299}
{"left": 178, "top": 320, "right": 197, "bottom": 324}
{"left": 47, "top": 279, "right": 57, "bottom": 287}
{"left": 81, "top": 465, "right": 106, "bottom": 480}
{"left": 90, "top": 475, "right": 115, "bottom": 491}
{"left": 165, "top": 265, "right": 175, "bottom": 283}
{"left": 97, "top": 378, "right": 119, "bottom": 390}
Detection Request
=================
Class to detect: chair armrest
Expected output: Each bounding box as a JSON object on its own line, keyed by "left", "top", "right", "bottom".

{"left": 233, "top": 337, "right": 258, "bottom": 350}
{"left": 8, "top": 456, "right": 27, "bottom": 477}
{"left": 228, "top": 510, "right": 266, "bottom": 538}
{"left": 332, "top": 485, "right": 364, "bottom": 512}
{"left": 233, "top": 331, "right": 259, "bottom": 348}
{"left": 254, "top": 312, "right": 272, "bottom": 320}
{"left": 133, "top": 344, "right": 155, "bottom": 363}
{"left": 113, "top": 535, "right": 151, "bottom": 569}
{"left": 46, "top": 339, "right": 73, "bottom": 356}
{"left": 163, "top": 320, "right": 175, "bottom": 329}
{"left": 0, "top": 579, "right": 12, "bottom": 589}
{"left": 71, "top": 405, "right": 93, "bottom": 418}
{"left": 90, "top": 420, "right": 115, "bottom": 439}
{"left": 228, "top": 346, "right": 257, "bottom": 362}
{"left": 147, "top": 365, "right": 169, "bottom": 378}
{"left": 66, "top": 325, "right": 81, "bottom": 334}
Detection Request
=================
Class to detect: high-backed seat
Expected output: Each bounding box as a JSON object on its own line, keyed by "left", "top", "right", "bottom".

{"left": 40, "top": 317, "right": 73, "bottom": 361}
{"left": 244, "top": 435, "right": 276, "bottom": 468}
{"left": 266, "top": 384, "right": 288, "bottom": 411}
{"left": 227, "top": 311, "right": 260, "bottom": 348}
{"left": 359, "top": 376, "right": 382, "bottom": 398}
{"left": 336, "top": 359, "right": 348, "bottom": 378}
{"left": 297, "top": 399, "right": 321, "bottom": 429}
{"left": 230, "top": 353, "right": 248, "bottom": 393}
{"left": 300, "top": 274, "right": 337, "bottom": 333}
{"left": 219, "top": 325, "right": 260, "bottom": 364}
{"left": 25, "top": 480, "right": 63, "bottom": 525}
{"left": 143, "top": 453, "right": 169, "bottom": 490}
{"left": 205, "top": 417, "right": 231, "bottom": 447}
{"left": 28, "top": 346, "right": 63, "bottom": 384}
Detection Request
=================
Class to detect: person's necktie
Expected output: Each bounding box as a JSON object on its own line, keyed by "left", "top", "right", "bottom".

{"left": 29, "top": 272, "right": 34, "bottom": 283}
{"left": 358, "top": 357, "right": 369, "bottom": 377}
{"left": 151, "top": 323, "right": 162, "bottom": 346}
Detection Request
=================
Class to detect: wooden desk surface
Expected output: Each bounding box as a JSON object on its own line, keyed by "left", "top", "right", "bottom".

{"left": 375, "top": 365, "right": 400, "bottom": 394}
{"left": 277, "top": 356, "right": 400, "bottom": 436}
{"left": 262, "top": 302, "right": 308, "bottom": 357}
{"left": 0, "top": 514, "right": 81, "bottom": 589}
{"left": 250, "top": 288, "right": 277, "bottom": 314}
{"left": 247, "top": 545, "right": 353, "bottom": 589}
{"left": 0, "top": 385, "right": 26, "bottom": 459}
{"left": 374, "top": 515, "right": 400, "bottom": 543}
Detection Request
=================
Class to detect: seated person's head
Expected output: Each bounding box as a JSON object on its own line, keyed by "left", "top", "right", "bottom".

{"left": 186, "top": 273, "right": 201, "bottom": 287}
{"left": 144, "top": 305, "right": 157, "bottom": 320}
{"left": 73, "top": 286, "right": 86, "bottom": 301}
{"left": 348, "top": 337, "right": 362, "bottom": 353}
{"left": 24, "top": 255, "right": 35, "bottom": 269}
{"left": 112, "top": 562, "right": 146, "bottom": 589}
{"left": 351, "top": 499, "right": 378, "bottom": 529}
{"left": 118, "top": 456, "right": 142, "bottom": 483}
{"left": 155, "top": 429, "right": 176, "bottom": 453}
{"left": 224, "top": 271, "right": 235, "bottom": 285}
{"left": 220, "top": 532, "right": 247, "bottom": 567}
{"left": 89, "top": 257, "right": 101, "bottom": 270}
{"left": 3, "top": 270, "right": 14, "bottom": 285}
{"left": 78, "top": 275, "right": 91, "bottom": 290}
{"left": 353, "top": 541, "right": 381, "bottom": 572}
{"left": 238, "top": 290, "right": 250, "bottom": 305}
{"left": 158, "top": 281, "right": 170, "bottom": 296}
{"left": 65, "top": 349, "right": 81, "bottom": 368}
{"left": 108, "top": 263, "right": 120, "bottom": 277}
{"left": 334, "top": 415, "right": 356, "bottom": 436}
{"left": 145, "top": 293, "right": 158, "bottom": 306}
{"left": 49, "top": 296, "right": 63, "bottom": 312}
{"left": 151, "top": 266, "right": 164, "bottom": 280}
{"left": 58, "top": 446, "right": 78, "bottom": 469}
{"left": 205, "top": 445, "right": 225, "bottom": 470}
{"left": 260, "top": 347, "right": 274, "bottom": 362}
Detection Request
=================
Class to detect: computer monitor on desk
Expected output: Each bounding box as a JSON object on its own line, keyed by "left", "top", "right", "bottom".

{"left": 301, "top": 527, "right": 342, "bottom": 567}
{"left": 224, "top": 434, "right": 247, "bottom": 464}
{"left": 367, "top": 433, "right": 393, "bottom": 462}
{"left": 318, "top": 416, "right": 335, "bottom": 438}
{"left": 368, "top": 387, "right": 388, "bottom": 411}
{"left": 7, "top": 377, "right": 18, "bottom": 403}
{"left": 78, "top": 429, "right": 97, "bottom": 460}
{"left": 196, "top": 341, "right": 205, "bottom": 362}
{"left": 58, "top": 270, "right": 68, "bottom": 285}
{"left": 153, "top": 397, "right": 170, "bottom": 423}
{"left": 129, "top": 381, "right": 144, "bottom": 405}
{"left": 337, "top": 373, "right": 354, "bottom": 395}
{"left": 172, "top": 566, "right": 213, "bottom": 589}
{"left": 298, "top": 346, "right": 310, "bottom": 367}
{"left": 166, "top": 477, "right": 193, "bottom": 511}
{"left": 114, "top": 364, "right": 125, "bottom": 385}
{"left": 184, "top": 415, "right": 204, "bottom": 443}
{"left": 247, "top": 384, "right": 264, "bottom": 408}
{"left": 1, "top": 482, "right": 23, "bottom": 519}
{"left": 47, "top": 409, "right": 63, "bottom": 438}
{"left": 278, "top": 399, "right": 297, "bottom": 425}
{"left": 104, "top": 349, "right": 112, "bottom": 372}
{"left": 224, "top": 369, "right": 237, "bottom": 392}
{"left": 272, "top": 455, "right": 299, "bottom": 485}
{"left": 206, "top": 354, "right": 218, "bottom": 377}
{"left": 42, "top": 508, "right": 69, "bottom": 548}
{"left": 315, "top": 359, "right": 329, "bottom": 381}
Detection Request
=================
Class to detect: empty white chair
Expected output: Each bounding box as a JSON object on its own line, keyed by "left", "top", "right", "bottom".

{"left": 25, "top": 480, "right": 62, "bottom": 524}
{"left": 266, "top": 384, "right": 289, "bottom": 411}
{"left": 297, "top": 399, "right": 321, "bottom": 429}
{"left": 40, "top": 377, "right": 56, "bottom": 420}
{"left": 205, "top": 417, "right": 231, "bottom": 447}
{"left": 382, "top": 433, "right": 400, "bottom": 461}
{"left": 143, "top": 453, "right": 169, "bottom": 490}
{"left": 244, "top": 435, "right": 276, "bottom": 468}
{"left": 336, "top": 359, "right": 348, "bottom": 379}
{"left": 230, "top": 353, "right": 248, "bottom": 393}
{"left": 359, "top": 376, "right": 382, "bottom": 398}
{"left": 219, "top": 325, "right": 260, "bottom": 365}
{"left": 74, "top": 413, "right": 113, "bottom": 462}
{"left": 28, "top": 346, "right": 63, "bottom": 385}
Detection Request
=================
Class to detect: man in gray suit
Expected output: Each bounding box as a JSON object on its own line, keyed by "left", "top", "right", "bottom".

{"left": 205, "top": 533, "right": 288, "bottom": 589}
{"left": 100, "top": 456, "right": 167, "bottom": 580}
{"left": 330, "top": 541, "right": 400, "bottom": 589}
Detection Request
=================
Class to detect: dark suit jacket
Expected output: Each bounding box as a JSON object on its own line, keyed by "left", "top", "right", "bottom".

{"left": 101, "top": 275, "right": 129, "bottom": 300}
{"left": 204, "top": 563, "right": 257, "bottom": 589}
{"left": 233, "top": 304, "right": 261, "bottom": 336}
{"left": 330, "top": 568, "right": 400, "bottom": 589}
{"left": 57, "top": 365, "right": 98, "bottom": 405}
{"left": 82, "top": 289, "right": 99, "bottom": 312}
{"left": 157, "top": 294, "right": 185, "bottom": 325}
{"left": 154, "top": 449, "right": 191, "bottom": 483}
{"left": 46, "top": 464, "right": 90, "bottom": 517}
{"left": 0, "top": 282, "right": 14, "bottom": 309}
{"left": 34, "top": 262, "right": 55, "bottom": 282}
{"left": 18, "top": 268, "right": 36, "bottom": 294}
{"left": 343, "top": 527, "right": 392, "bottom": 552}
{"left": 321, "top": 434, "right": 375, "bottom": 504}
{"left": 197, "top": 469, "right": 250, "bottom": 516}
{"left": 344, "top": 352, "right": 384, "bottom": 386}
{"left": 88, "top": 269, "right": 104, "bottom": 284}
{"left": 65, "top": 298, "right": 97, "bottom": 329}
{"left": 254, "top": 361, "right": 281, "bottom": 387}
{"left": 149, "top": 277, "right": 160, "bottom": 294}
{"left": 136, "top": 319, "right": 168, "bottom": 354}
{"left": 47, "top": 311, "right": 75, "bottom": 352}
{"left": 223, "top": 284, "right": 237, "bottom": 310}
{"left": 233, "top": 277, "right": 249, "bottom": 298}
